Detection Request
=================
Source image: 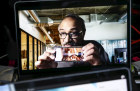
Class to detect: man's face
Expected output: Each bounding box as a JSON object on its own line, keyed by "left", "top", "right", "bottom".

{"left": 58, "top": 17, "right": 84, "bottom": 47}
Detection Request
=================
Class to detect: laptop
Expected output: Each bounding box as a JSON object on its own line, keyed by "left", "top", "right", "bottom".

{"left": 4, "top": 67, "right": 130, "bottom": 91}
{"left": 14, "top": 0, "right": 131, "bottom": 79}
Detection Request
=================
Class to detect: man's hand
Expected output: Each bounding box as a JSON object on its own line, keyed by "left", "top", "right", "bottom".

{"left": 35, "top": 48, "right": 57, "bottom": 69}
{"left": 82, "top": 43, "right": 101, "bottom": 65}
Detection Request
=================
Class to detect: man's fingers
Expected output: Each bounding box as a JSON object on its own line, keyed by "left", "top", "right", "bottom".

{"left": 83, "top": 55, "right": 93, "bottom": 61}
{"left": 35, "top": 60, "right": 47, "bottom": 66}
{"left": 38, "top": 51, "right": 55, "bottom": 61}
{"left": 82, "top": 43, "right": 99, "bottom": 58}
{"left": 82, "top": 43, "right": 100, "bottom": 65}
{"left": 47, "top": 49, "right": 55, "bottom": 54}
{"left": 46, "top": 47, "right": 55, "bottom": 53}
{"left": 82, "top": 43, "right": 94, "bottom": 52}
{"left": 35, "top": 61, "right": 41, "bottom": 68}
{"left": 82, "top": 43, "right": 96, "bottom": 56}
{"left": 38, "top": 54, "right": 46, "bottom": 61}
{"left": 83, "top": 48, "right": 94, "bottom": 58}
{"left": 35, "top": 60, "right": 57, "bottom": 69}
{"left": 50, "top": 55, "right": 55, "bottom": 60}
{"left": 36, "top": 48, "right": 56, "bottom": 69}
{"left": 83, "top": 55, "right": 100, "bottom": 65}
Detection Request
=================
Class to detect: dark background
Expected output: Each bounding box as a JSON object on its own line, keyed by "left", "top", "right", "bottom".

{"left": 0, "top": 0, "right": 140, "bottom": 69}
{"left": 0, "top": 0, "right": 140, "bottom": 90}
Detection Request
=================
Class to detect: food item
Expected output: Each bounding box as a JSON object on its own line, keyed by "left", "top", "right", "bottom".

{"left": 62, "top": 47, "right": 83, "bottom": 61}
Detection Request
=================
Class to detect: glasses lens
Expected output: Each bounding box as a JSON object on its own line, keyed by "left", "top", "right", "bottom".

{"left": 60, "top": 33, "right": 66, "bottom": 38}
{"left": 59, "top": 31, "right": 82, "bottom": 39}
{"left": 71, "top": 33, "right": 78, "bottom": 38}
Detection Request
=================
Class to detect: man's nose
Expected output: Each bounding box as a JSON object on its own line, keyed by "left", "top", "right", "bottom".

{"left": 64, "top": 34, "right": 71, "bottom": 43}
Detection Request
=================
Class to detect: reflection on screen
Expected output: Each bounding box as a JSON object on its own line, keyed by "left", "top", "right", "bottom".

{"left": 18, "top": 5, "right": 127, "bottom": 70}
{"left": 39, "top": 79, "right": 128, "bottom": 91}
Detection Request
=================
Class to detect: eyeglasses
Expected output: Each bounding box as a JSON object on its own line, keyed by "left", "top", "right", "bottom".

{"left": 59, "top": 31, "right": 82, "bottom": 39}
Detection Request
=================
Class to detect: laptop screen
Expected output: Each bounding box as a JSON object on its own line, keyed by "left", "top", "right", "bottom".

{"left": 14, "top": 0, "right": 131, "bottom": 73}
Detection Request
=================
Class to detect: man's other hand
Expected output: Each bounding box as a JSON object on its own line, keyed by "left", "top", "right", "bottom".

{"left": 82, "top": 43, "right": 101, "bottom": 65}
{"left": 35, "top": 48, "right": 57, "bottom": 69}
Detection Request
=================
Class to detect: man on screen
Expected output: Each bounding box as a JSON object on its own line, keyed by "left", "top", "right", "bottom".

{"left": 35, "top": 14, "right": 110, "bottom": 69}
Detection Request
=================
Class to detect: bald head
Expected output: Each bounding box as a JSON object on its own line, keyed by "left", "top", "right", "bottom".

{"left": 58, "top": 14, "right": 86, "bottom": 35}
{"left": 58, "top": 14, "right": 85, "bottom": 47}
{"left": 58, "top": 17, "right": 78, "bottom": 32}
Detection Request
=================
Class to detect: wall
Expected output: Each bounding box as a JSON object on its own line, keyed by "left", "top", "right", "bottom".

{"left": 97, "top": 40, "right": 127, "bottom": 62}
{"left": 84, "top": 22, "right": 127, "bottom": 40}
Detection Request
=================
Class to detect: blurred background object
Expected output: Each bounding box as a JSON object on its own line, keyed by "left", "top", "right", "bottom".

{"left": 131, "top": 0, "right": 140, "bottom": 75}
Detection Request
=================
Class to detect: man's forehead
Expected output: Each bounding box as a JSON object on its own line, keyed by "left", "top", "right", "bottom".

{"left": 61, "top": 18, "right": 76, "bottom": 26}
{"left": 58, "top": 19, "right": 75, "bottom": 30}
{"left": 58, "top": 17, "right": 81, "bottom": 31}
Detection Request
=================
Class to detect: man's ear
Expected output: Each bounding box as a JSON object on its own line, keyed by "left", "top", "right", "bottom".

{"left": 82, "top": 31, "right": 86, "bottom": 38}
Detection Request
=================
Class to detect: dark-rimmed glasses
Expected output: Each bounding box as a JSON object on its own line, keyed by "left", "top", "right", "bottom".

{"left": 59, "top": 31, "right": 82, "bottom": 39}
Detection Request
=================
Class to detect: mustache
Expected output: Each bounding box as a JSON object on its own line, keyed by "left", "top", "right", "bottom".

{"left": 63, "top": 42, "right": 76, "bottom": 46}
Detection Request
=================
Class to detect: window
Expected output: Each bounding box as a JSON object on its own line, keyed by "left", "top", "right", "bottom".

{"left": 21, "top": 31, "right": 27, "bottom": 70}
{"left": 38, "top": 41, "right": 41, "bottom": 57}
{"left": 21, "top": 30, "right": 46, "bottom": 70}
{"left": 34, "top": 38, "right": 37, "bottom": 69}
{"left": 29, "top": 36, "right": 33, "bottom": 70}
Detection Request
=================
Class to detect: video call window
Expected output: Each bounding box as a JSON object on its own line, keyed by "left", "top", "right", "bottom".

{"left": 19, "top": 4, "right": 128, "bottom": 70}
